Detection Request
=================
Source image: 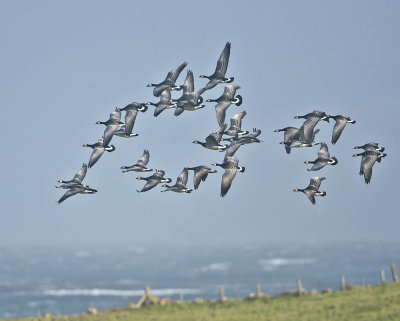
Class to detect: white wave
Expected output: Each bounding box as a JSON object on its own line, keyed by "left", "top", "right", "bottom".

{"left": 198, "top": 262, "right": 232, "bottom": 272}
{"left": 258, "top": 257, "right": 316, "bottom": 271}
{"left": 42, "top": 288, "right": 201, "bottom": 297}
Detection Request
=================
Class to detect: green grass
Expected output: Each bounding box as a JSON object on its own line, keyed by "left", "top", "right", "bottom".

{"left": 6, "top": 283, "right": 400, "bottom": 321}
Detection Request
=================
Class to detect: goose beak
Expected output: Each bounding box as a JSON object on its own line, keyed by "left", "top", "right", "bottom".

{"left": 206, "top": 99, "right": 211, "bottom": 102}
{"left": 146, "top": 84, "right": 153, "bottom": 87}
{"left": 274, "top": 129, "right": 279, "bottom": 132}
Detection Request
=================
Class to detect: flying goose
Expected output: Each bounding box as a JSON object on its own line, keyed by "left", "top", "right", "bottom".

{"left": 83, "top": 138, "right": 115, "bottom": 168}
{"left": 193, "top": 123, "right": 228, "bottom": 151}
{"left": 294, "top": 110, "right": 329, "bottom": 144}
{"left": 274, "top": 127, "right": 300, "bottom": 154}
{"left": 57, "top": 163, "right": 87, "bottom": 187}
{"left": 224, "top": 129, "right": 261, "bottom": 157}
{"left": 354, "top": 142, "right": 385, "bottom": 152}
{"left": 304, "top": 142, "right": 338, "bottom": 171}
{"left": 116, "top": 102, "right": 147, "bottom": 137}
{"left": 293, "top": 177, "right": 326, "bottom": 205}
{"left": 147, "top": 62, "right": 187, "bottom": 97}
{"left": 173, "top": 72, "right": 206, "bottom": 116}
{"left": 187, "top": 166, "right": 217, "bottom": 190}
{"left": 206, "top": 85, "right": 242, "bottom": 125}
{"left": 200, "top": 42, "right": 234, "bottom": 90}
{"left": 136, "top": 170, "right": 172, "bottom": 193}
{"left": 161, "top": 168, "right": 192, "bottom": 193}
{"left": 289, "top": 125, "right": 320, "bottom": 148}
{"left": 146, "top": 90, "right": 177, "bottom": 117}
{"left": 121, "top": 150, "right": 152, "bottom": 173}
{"left": 212, "top": 156, "right": 245, "bottom": 197}
{"left": 95, "top": 108, "right": 124, "bottom": 147}
{"left": 57, "top": 186, "right": 97, "bottom": 204}
{"left": 221, "top": 111, "right": 248, "bottom": 138}
{"left": 328, "top": 115, "right": 356, "bottom": 144}
{"left": 353, "top": 150, "right": 387, "bottom": 184}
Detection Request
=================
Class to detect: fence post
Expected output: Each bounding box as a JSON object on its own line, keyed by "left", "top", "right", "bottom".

{"left": 297, "top": 279, "right": 303, "bottom": 296}
{"left": 380, "top": 270, "right": 386, "bottom": 284}
{"left": 391, "top": 263, "right": 398, "bottom": 283}
{"left": 340, "top": 275, "right": 345, "bottom": 291}
{"left": 179, "top": 292, "right": 184, "bottom": 302}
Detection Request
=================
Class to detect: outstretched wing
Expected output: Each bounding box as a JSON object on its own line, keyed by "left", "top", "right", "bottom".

{"left": 137, "top": 150, "right": 150, "bottom": 167}
{"left": 102, "top": 124, "right": 119, "bottom": 147}
{"left": 332, "top": 118, "right": 347, "bottom": 144}
{"left": 308, "top": 177, "right": 325, "bottom": 191}
{"left": 215, "top": 42, "right": 231, "bottom": 78}
{"left": 222, "top": 85, "right": 240, "bottom": 99}
{"left": 139, "top": 178, "right": 159, "bottom": 193}
{"left": 159, "top": 89, "right": 171, "bottom": 103}
{"left": 166, "top": 62, "right": 188, "bottom": 83}
{"left": 301, "top": 117, "right": 320, "bottom": 143}
{"left": 249, "top": 128, "right": 261, "bottom": 138}
{"left": 88, "top": 146, "right": 104, "bottom": 168}
{"left": 361, "top": 153, "right": 378, "bottom": 184}
{"left": 124, "top": 109, "right": 139, "bottom": 135}
{"left": 176, "top": 168, "right": 189, "bottom": 186}
{"left": 193, "top": 168, "right": 209, "bottom": 190}
{"left": 229, "top": 111, "right": 246, "bottom": 131}
{"left": 182, "top": 70, "right": 194, "bottom": 94}
{"left": 174, "top": 107, "right": 185, "bottom": 116}
{"left": 215, "top": 101, "right": 231, "bottom": 125}
{"left": 213, "top": 123, "right": 227, "bottom": 143}
{"left": 221, "top": 168, "right": 237, "bottom": 197}
{"left": 73, "top": 163, "right": 87, "bottom": 183}
{"left": 284, "top": 127, "right": 300, "bottom": 143}
{"left": 57, "top": 188, "right": 80, "bottom": 204}
{"left": 304, "top": 189, "right": 316, "bottom": 205}
{"left": 225, "top": 142, "right": 242, "bottom": 157}
{"left": 317, "top": 143, "right": 330, "bottom": 160}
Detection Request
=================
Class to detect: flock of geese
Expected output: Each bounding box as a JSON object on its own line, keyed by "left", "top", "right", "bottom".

{"left": 274, "top": 111, "right": 387, "bottom": 204}
{"left": 56, "top": 42, "right": 261, "bottom": 203}
{"left": 56, "top": 42, "right": 387, "bottom": 205}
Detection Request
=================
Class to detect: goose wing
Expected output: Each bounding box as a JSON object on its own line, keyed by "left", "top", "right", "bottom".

{"left": 361, "top": 152, "right": 378, "bottom": 184}
{"left": 221, "top": 168, "right": 237, "bottom": 197}
{"left": 57, "top": 187, "right": 81, "bottom": 204}
{"left": 191, "top": 87, "right": 206, "bottom": 101}
{"left": 124, "top": 109, "right": 139, "bottom": 135}
{"left": 139, "top": 178, "right": 159, "bottom": 192}
{"left": 249, "top": 128, "right": 261, "bottom": 138}
{"left": 73, "top": 163, "right": 87, "bottom": 183}
{"left": 214, "top": 42, "right": 231, "bottom": 78}
{"left": 159, "top": 89, "right": 171, "bottom": 103}
{"left": 225, "top": 141, "right": 242, "bottom": 157}
{"left": 229, "top": 111, "right": 246, "bottom": 131}
{"left": 317, "top": 143, "right": 330, "bottom": 160}
{"left": 309, "top": 160, "right": 326, "bottom": 171}
{"left": 137, "top": 150, "right": 150, "bottom": 167}
{"left": 301, "top": 117, "right": 320, "bottom": 143}
{"left": 102, "top": 124, "right": 119, "bottom": 147}
{"left": 308, "top": 177, "right": 325, "bottom": 191}
{"left": 222, "top": 85, "right": 240, "bottom": 99}
{"left": 110, "top": 109, "right": 121, "bottom": 122}
{"left": 182, "top": 70, "right": 194, "bottom": 94}
{"left": 284, "top": 127, "right": 300, "bottom": 143}
{"left": 176, "top": 168, "right": 189, "bottom": 186}
{"left": 215, "top": 101, "right": 231, "bottom": 125}
{"left": 165, "top": 62, "right": 188, "bottom": 83}
{"left": 193, "top": 167, "right": 209, "bottom": 190}
{"left": 154, "top": 170, "right": 165, "bottom": 178}
{"left": 205, "top": 133, "right": 219, "bottom": 147}
{"left": 213, "top": 123, "right": 228, "bottom": 143}
{"left": 153, "top": 84, "right": 172, "bottom": 97}
{"left": 303, "top": 189, "right": 316, "bottom": 205}
{"left": 174, "top": 107, "right": 185, "bottom": 116}
{"left": 88, "top": 146, "right": 104, "bottom": 168}
{"left": 331, "top": 118, "right": 347, "bottom": 144}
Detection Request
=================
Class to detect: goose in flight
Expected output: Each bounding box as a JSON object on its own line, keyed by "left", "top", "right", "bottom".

{"left": 146, "top": 90, "right": 176, "bottom": 117}
{"left": 200, "top": 42, "right": 234, "bottom": 90}
{"left": 304, "top": 143, "right": 338, "bottom": 171}
{"left": 57, "top": 163, "right": 87, "bottom": 188}
{"left": 83, "top": 138, "right": 115, "bottom": 168}
{"left": 147, "top": 62, "right": 187, "bottom": 97}
{"left": 353, "top": 150, "right": 387, "bottom": 184}
{"left": 95, "top": 108, "right": 124, "bottom": 147}
{"left": 328, "top": 115, "right": 356, "bottom": 144}
{"left": 193, "top": 123, "right": 228, "bottom": 151}
{"left": 57, "top": 186, "right": 97, "bottom": 204}
{"left": 161, "top": 168, "right": 192, "bottom": 193}
{"left": 136, "top": 170, "right": 172, "bottom": 193}
{"left": 187, "top": 166, "right": 217, "bottom": 190}
{"left": 121, "top": 150, "right": 152, "bottom": 173}
{"left": 116, "top": 102, "right": 147, "bottom": 137}
{"left": 274, "top": 127, "right": 300, "bottom": 154}
{"left": 206, "top": 85, "right": 242, "bottom": 125}
{"left": 293, "top": 177, "right": 326, "bottom": 205}
{"left": 354, "top": 142, "right": 385, "bottom": 152}
{"left": 212, "top": 156, "right": 245, "bottom": 197}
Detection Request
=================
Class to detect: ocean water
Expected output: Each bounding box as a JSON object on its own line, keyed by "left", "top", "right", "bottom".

{"left": 1, "top": 242, "right": 399, "bottom": 319}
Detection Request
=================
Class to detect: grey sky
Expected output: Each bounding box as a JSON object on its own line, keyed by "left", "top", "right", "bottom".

{"left": 0, "top": 1, "right": 399, "bottom": 247}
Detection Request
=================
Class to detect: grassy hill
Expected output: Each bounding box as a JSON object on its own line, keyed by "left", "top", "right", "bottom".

{"left": 6, "top": 283, "right": 400, "bottom": 321}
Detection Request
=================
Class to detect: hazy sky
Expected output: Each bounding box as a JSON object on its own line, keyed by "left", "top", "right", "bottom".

{"left": 1, "top": 0, "right": 399, "bottom": 247}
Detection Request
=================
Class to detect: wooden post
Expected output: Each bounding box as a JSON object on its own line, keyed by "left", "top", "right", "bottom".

{"left": 256, "top": 283, "right": 262, "bottom": 297}
{"left": 145, "top": 286, "right": 150, "bottom": 298}
{"left": 340, "top": 275, "right": 345, "bottom": 291}
{"left": 391, "top": 263, "right": 398, "bottom": 283}
{"left": 219, "top": 287, "right": 226, "bottom": 301}
{"left": 297, "top": 279, "right": 303, "bottom": 296}
{"left": 179, "top": 292, "right": 184, "bottom": 302}
{"left": 380, "top": 270, "right": 386, "bottom": 284}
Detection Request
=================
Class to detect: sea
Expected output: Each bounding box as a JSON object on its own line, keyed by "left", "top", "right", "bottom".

{"left": 1, "top": 242, "right": 399, "bottom": 319}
